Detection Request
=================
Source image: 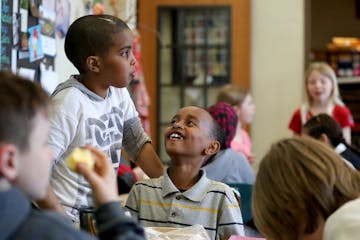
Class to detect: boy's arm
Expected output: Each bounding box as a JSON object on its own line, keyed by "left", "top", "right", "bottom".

{"left": 123, "top": 117, "right": 164, "bottom": 178}
{"left": 342, "top": 126, "right": 351, "bottom": 145}
{"left": 135, "top": 143, "right": 163, "bottom": 178}
{"left": 35, "top": 184, "right": 66, "bottom": 215}
{"left": 124, "top": 184, "right": 140, "bottom": 220}
{"left": 218, "top": 188, "right": 245, "bottom": 239}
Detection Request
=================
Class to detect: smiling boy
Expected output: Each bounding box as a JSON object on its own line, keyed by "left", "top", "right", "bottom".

{"left": 125, "top": 106, "right": 244, "bottom": 240}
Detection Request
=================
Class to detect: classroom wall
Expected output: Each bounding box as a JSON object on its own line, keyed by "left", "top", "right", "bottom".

{"left": 54, "top": 0, "right": 83, "bottom": 83}
{"left": 55, "top": 0, "right": 136, "bottom": 83}
{"left": 251, "top": 0, "right": 305, "bottom": 170}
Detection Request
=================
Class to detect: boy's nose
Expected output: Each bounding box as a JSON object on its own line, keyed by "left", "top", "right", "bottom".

{"left": 173, "top": 121, "right": 184, "bottom": 129}
{"left": 130, "top": 51, "right": 136, "bottom": 66}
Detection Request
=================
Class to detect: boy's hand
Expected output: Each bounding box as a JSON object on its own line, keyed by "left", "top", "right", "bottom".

{"left": 75, "top": 146, "right": 118, "bottom": 206}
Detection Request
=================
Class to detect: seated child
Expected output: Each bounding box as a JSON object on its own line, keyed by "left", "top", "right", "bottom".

{"left": 0, "top": 72, "right": 145, "bottom": 239}
{"left": 302, "top": 113, "right": 360, "bottom": 170}
{"left": 125, "top": 106, "right": 244, "bottom": 240}
{"left": 252, "top": 137, "right": 360, "bottom": 240}
{"left": 216, "top": 84, "right": 256, "bottom": 163}
{"left": 204, "top": 102, "right": 255, "bottom": 184}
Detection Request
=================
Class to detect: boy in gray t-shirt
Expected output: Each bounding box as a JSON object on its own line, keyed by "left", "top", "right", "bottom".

{"left": 37, "top": 14, "right": 163, "bottom": 222}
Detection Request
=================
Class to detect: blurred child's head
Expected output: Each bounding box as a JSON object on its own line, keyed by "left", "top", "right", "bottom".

{"left": 208, "top": 102, "right": 237, "bottom": 149}
{"left": 304, "top": 62, "right": 343, "bottom": 106}
{"left": 0, "top": 72, "right": 53, "bottom": 200}
{"left": 65, "top": 14, "right": 136, "bottom": 87}
{"left": 252, "top": 137, "right": 360, "bottom": 240}
{"left": 164, "top": 106, "right": 223, "bottom": 166}
{"left": 302, "top": 113, "right": 344, "bottom": 148}
{"left": 216, "top": 84, "right": 255, "bottom": 125}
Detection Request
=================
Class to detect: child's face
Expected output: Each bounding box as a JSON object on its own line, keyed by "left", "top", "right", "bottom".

{"left": 164, "top": 106, "right": 215, "bottom": 159}
{"left": 306, "top": 70, "right": 333, "bottom": 104}
{"left": 237, "top": 94, "right": 255, "bottom": 125}
{"left": 14, "top": 113, "right": 54, "bottom": 200}
{"left": 100, "top": 30, "right": 136, "bottom": 88}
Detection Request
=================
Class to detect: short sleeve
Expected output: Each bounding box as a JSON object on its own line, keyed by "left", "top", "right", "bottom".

{"left": 217, "top": 188, "right": 245, "bottom": 239}
{"left": 333, "top": 105, "right": 355, "bottom": 128}
{"left": 288, "top": 109, "right": 302, "bottom": 134}
{"left": 124, "top": 185, "right": 140, "bottom": 221}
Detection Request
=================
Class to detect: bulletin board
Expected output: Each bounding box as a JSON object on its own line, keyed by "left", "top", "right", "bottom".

{"left": 0, "top": 0, "right": 60, "bottom": 91}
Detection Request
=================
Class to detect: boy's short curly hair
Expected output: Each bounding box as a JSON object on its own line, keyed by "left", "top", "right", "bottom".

{"left": 65, "top": 14, "right": 130, "bottom": 74}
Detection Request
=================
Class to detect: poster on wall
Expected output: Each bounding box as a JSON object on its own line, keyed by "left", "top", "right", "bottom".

{"left": 28, "top": 25, "right": 44, "bottom": 62}
{"left": 0, "top": 0, "right": 13, "bottom": 70}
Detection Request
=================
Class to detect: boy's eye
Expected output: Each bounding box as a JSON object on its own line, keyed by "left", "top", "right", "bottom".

{"left": 120, "top": 50, "right": 130, "bottom": 58}
{"left": 187, "top": 121, "right": 195, "bottom": 126}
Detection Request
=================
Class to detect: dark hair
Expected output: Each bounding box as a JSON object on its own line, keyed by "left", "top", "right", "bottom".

{"left": 202, "top": 110, "right": 225, "bottom": 166}
{"left": 302, "top": 113, "right": 343, "bottom": 147}
{"left": 208, "top": 102, "right": 237, "bottom": 149}
{"left": 65, "top": 14, "right": 130, "bottom": 74}
{"left": 0, "top": 71, "right": 50, "bottom": 151}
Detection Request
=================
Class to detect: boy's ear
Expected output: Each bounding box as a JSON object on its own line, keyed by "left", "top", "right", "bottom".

{"left": 319, "top": 133, "right": 330, "bottom": 144}
{"left": 86, "top": 56, "right": 101, "bottom": 73}
{"left": 204, "top": 140, "right": 221, "bottom": 156}
{"left": 0, "top": 144, "right": 18, "bottom": 180}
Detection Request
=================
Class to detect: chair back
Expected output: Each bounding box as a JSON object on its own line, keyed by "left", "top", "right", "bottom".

{"left": 226, "top": 183, "right": 253, "bottom": 224}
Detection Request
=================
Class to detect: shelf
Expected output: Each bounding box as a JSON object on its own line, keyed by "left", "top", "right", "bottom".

{"left": 160, "top": 43, "right": 228, "bottom": 49}
{"left": 338, "top": 76, "right": 360, "bottom": 84}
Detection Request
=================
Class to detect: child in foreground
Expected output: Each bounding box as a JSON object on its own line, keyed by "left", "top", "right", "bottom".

{"left": 252, "top": 137, "right": 360, "bottom": 240}
{"left": 0, "top": 72, "right": 145, "bottom": 239}
{"left": 125, "top": 106, "right": 244, "bottom": 240}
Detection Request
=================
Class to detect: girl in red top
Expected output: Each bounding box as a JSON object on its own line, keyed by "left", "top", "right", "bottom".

{"left": 288, "top": 62, "right": 354, "bottom": 143}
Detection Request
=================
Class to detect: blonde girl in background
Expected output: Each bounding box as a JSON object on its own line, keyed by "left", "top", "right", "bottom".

{"left": 217, "top": 84, "right": 256, "bottom": 164}
{"left": 288, "top": 62, "right": 354, "bottom": 144}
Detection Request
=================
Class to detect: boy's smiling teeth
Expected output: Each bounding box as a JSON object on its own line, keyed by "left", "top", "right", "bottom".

{"left": 169, "top": 133, "right": 183, "bottom": 140}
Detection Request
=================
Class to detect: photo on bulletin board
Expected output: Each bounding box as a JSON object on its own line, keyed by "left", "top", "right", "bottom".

{"left": 28, "top": 25, "right": 44, "bottom": 62}
{"left": 13, "top": 13, "right": 20, "bottom": 47}
{"left": 55, "top": 0, "right": 70, "bottom": 38}
{"left": 20, "top": 32, "right": 29, "bottom": 51}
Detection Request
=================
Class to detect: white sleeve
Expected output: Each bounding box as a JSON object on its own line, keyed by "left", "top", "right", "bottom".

{"left": 48, "top": 99, "right": 78, "bottom": 164}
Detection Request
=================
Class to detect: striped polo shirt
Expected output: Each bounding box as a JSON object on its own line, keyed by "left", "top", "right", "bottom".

{"left": 125, "top": 169, "right": 244, "bottom": 240}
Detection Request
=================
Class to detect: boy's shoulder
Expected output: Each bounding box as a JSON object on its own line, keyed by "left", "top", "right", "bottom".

{"left": 18, "top": 209, "right": 89, "bottom": 239}
{"left": 51, "top": 77, "right": 88, "bottom": 105}
{"left": 133, "top": 176, "right": 164, "bottom": 189}
{"left": 207, "top": 179, "right": 234, "bottom": 192}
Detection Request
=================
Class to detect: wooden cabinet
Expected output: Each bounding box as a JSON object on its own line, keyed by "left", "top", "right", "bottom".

{"left": 138, "top": 0, "right": 250, "bottom": 160}
{"left": 338, "top": 83, "right": 360, "bottom": 148}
